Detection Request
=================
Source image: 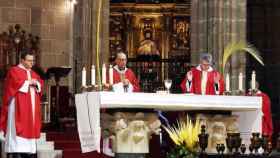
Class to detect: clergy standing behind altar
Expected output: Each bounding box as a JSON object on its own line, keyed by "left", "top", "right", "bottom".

{"left": 180, "top": 53, "right": 224, "bottom": 95}
{"left": 248, "top": 82, "right": 273, "bottom": 137}
{"left": 110, "top": 52, "right": 140, "bottom": 92}
{"left": 0, "top": 51, "right": 43, "bottom": 158}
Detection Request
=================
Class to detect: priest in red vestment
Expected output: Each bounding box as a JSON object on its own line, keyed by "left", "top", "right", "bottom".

{"left": 0, "top": 51, "right": 43, "bottom": 158}
{"left": 248, "top": 83, "right": 273, "bottom": 137}
{"left": 103, "top": 52, "right": 140, "bottom": 157}
{"left": 111, "top": 52, "right": 140, "bottom": 93}
{"left": 180, "top": 53, "right": 224, "bottom": 95}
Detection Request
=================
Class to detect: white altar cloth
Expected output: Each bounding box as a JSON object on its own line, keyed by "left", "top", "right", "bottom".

{"left": 75, "top": 92, "right": 262, "bottom": 153}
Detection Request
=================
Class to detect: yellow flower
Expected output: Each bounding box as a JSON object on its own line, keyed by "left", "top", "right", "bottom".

{"left": 163, "top": 116, "right": 201, "bottom": 152}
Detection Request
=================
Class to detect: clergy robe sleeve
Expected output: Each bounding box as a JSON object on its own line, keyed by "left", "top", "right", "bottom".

{"left": 31, "top": 71, "right": 44, "bottom": 95}
{"left": 19, "top": 80, "right": 30, "bottom": 93}
{"left": 128, "top": 70, "right": 140, "bottom": 92}
{"left": 180, "top": 77, "right": 192, "bottom": 93}
{"left": 0, "top": 67, "right": 26, "bottom": 134}
{"left": 180, "top": 78, "right": 187, "bottom": 93}
{"left": 4, "top": 68, "right": 27, "bottom": 100}
{"left": 217, "top": 73, "right": 225, "bottom": 95}
{"left": 35, "top": 80, "right": 42, "bottom": 93}
{"left": 262, "top": 93, "right": 273, "bottom": 136}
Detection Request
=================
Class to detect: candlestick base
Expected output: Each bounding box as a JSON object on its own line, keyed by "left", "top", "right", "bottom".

{"left": 223, "top": 91, "right": 232, "bottom": 95}
{"left": 248, "top": 89, "right": 258, "bottom": 96}
{"left": 87, "top": 85, "right": 99, "bottom": 91}
{"left": 102, "top": 84, "right": 113, "bottom": 91}
{"left": 81, "top": 85, "right": 104, "bottom": 92}
{"left": 234, "top": 90, "right": 245, "bottom": 96}
{"left": 81, "top": 86, "right": 89, "bottom": 92}
{"left": 80, "top": 84, "right": 113, "bottom": 92}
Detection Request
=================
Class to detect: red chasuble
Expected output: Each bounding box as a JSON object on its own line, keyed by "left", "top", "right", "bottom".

{"left": 0, "top": 66, "right": 43, "bottom": 139}
{"left": 113, "top": 68, "right": 140, "bottom": 92}
{"left": 256, "top": 92, "right": 273, "bottom": 136}
{"left": 180, "top": 66, "right": 225, "bottom": 95}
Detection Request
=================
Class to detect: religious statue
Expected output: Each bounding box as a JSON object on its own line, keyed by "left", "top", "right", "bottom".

{"left": 101, "top": 112, "right": 161, "bottom": 158}
{"left": 208, "top": 121, "right": 227, "bottom": 153}
{"left": 137, "top": 31, "right": 160, "bottom": 58}
{"left": 205, "top": 114, "right": 239, "bottom": 153}
{"left": 225, "top": 115, "right": 239, "bottom": 133}
{"left": 196, "top": 114, "right": 209, "bottom": 128}
{"left": 171, "top": 20, "right": 189, "bottom": 49}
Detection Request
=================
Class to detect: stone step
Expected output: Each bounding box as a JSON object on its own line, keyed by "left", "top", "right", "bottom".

{"left": 62, "top": 150, "right": 105, "bottom": 158}
{"left": 1, "top": 133, "right": 62, "bottom": 158}
{"left": 1, "top": 150, "right": 63, "bottom": 158}
{"left": 38, "top": 133, "right": 47, "bottom": 142}
{"left": 37, "top": 141, "right": 54, "bottom": 151}
{"left": 37, "top": 150, "right": 63, "bottom": 158}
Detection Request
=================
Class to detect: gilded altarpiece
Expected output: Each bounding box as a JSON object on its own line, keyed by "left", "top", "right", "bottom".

{"left": 110, "top": 2, "right": 191, "bottom": 92}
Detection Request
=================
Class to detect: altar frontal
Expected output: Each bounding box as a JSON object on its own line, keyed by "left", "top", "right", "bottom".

{"left": 75, "top": 92, "right": 262, "bottom": 155}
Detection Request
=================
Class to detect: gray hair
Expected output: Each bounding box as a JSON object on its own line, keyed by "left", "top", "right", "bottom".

{"left": 116, "top": 52, "right": 127, "bottom": 59}
{"left": 200, "top": 53, "right": 213, "bottom": 65}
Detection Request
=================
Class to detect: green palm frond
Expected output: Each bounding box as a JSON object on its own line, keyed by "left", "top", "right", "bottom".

{"left": 221, "top": 41, "right": 264, "bottom": 74}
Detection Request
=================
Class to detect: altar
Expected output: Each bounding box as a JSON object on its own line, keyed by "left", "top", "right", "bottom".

{"left": 75, "top": 92, "right": 262, "bottom": 153}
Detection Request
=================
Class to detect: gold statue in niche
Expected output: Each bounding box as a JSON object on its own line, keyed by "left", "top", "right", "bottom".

{"left": 137, "top": 31, "right": 160, "bottom": 57}
{"left": 172, "top": 20, "right": 189, "bottom": 49}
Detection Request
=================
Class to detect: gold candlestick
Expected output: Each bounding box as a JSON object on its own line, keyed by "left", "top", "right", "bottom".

{"left": 223, "top": 91, "right": 232, "bottom": 96}
{"left": 234, "top": 90, "right": 245, "bottom": 96}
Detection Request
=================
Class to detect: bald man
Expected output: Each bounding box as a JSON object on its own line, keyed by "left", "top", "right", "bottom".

{"left": 103, "top": 52, "right": 140, "bottom": 157}
{"left": 111, "top": 52, "right": 140, "bottom": 92}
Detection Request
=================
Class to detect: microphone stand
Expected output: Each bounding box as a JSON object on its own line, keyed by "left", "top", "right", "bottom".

{"left": 123, "top": 84, "right": 128, "bottom": 92}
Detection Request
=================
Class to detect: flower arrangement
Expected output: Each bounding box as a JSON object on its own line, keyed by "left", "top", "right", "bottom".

{"left": 163, "top": 116, "right": 201, "bottom": 158}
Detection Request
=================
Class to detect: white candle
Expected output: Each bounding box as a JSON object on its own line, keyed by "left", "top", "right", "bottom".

{"left": 82, "top": 67, "right": 86, "bottom": 87}
{"left": 102, "top": 64, "right": 106, "bottom": 85}
{"left": 226, "top": 73, "right": 230, "bottom": 91}
{"left": 91, "top": 65, "right": 95, "bottom": 85}
{"left": 238, "top": 72, "right": 243, "bottom": 91}
{"left": 251, "top": 71, "right": 256, "bottom": 90}
{"left": 109, "top": 65, "right": 113, "bottom": 85}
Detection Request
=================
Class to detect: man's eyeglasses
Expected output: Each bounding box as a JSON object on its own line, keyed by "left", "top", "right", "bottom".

{"left": 24, "top": 59, "right": 35, "bottom": 62}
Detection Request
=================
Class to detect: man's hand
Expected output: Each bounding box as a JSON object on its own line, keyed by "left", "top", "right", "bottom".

{"left": 0, "top": 131, "right": 5, "bottom": 141}
{"left": 29, "top": 79, "right": 38, "bottom": 86}
{"left": 123, "top": 79, "right": 130, "bottom": 86}
{"left": 187, "top": 71, "right": 193, "bottom": 81}
{"left": 29, "top": 79, "right": 38, "bottom": 87}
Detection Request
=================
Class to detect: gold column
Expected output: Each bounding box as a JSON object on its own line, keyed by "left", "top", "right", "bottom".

{"left": 91, "top": 0, "right": 109, "bottom": 89}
